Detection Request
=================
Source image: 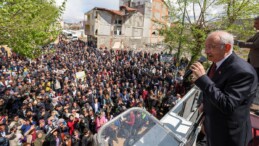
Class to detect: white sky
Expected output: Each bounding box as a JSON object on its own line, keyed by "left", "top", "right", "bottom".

{"left": 55, "top": 0, "right": 223, "bottom": 23}
{"left": 56, "top": 0, "right": 119, "bottom": 23}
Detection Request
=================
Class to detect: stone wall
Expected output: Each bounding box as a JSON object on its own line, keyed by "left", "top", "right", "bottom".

{"left": 96, "top": 35, "right": 164, "bottom": 50}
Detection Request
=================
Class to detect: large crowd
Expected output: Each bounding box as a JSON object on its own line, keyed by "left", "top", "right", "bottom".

{"left": 0, "top": 37, "right": 191, "bottom": 146}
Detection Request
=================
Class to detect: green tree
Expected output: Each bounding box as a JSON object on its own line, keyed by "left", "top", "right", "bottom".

{"left": 161, "top": 0, "right": 259, "bottom": 68}
{"left": 215, "top": 0, "right": 258, "bottom": 39}
{"left": 0, "top": 0, "right": 66, "bottom": 59}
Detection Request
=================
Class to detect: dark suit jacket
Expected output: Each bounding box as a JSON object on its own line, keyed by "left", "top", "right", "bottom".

{"left": 239, "top": 32, "right": 259, "bottom": 68}
{"left": 91, "top": 102, "right": 101, "bottom": 113}
{"left": 195, "top": 52, "right": 258, "bottom": 146}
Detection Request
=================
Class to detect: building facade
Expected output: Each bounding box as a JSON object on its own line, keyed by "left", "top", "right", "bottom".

{"left": 84, "top": 0, "right": 168, "bottom": 49}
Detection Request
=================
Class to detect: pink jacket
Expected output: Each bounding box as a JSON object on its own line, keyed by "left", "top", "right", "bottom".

{"left": 95, "top": 116, "right": 107, "bottom": 132}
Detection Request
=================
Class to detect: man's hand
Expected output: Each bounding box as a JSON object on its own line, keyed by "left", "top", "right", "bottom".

{"left": 190, "top": 62, "right": 206, "bottom": 82}
{"left": 30, "top": 124, "right": 35, "bottom": 130}
{"left": 234, "top": 40, "right": 239, "bottom": 46}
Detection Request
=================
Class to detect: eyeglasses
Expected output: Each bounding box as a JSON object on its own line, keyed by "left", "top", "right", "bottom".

{"left": 205, "top": 44, "right": 225, "bottom": 50}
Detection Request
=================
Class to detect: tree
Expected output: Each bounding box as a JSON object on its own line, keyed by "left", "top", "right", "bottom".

{"left": 160, "top": 0, "right": 259, "bottom": 68}
{"left": 0, "top": 0, "right": 66, "bottom": 59}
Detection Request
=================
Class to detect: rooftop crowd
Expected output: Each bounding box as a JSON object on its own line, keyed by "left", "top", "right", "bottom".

{"left": 0, "top": 37, "right": 191, "bottom": 146}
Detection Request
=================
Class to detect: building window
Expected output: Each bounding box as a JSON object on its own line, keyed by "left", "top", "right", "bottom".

{"left": 87, "top": 15, "right": 91, "bottom": 21}
{"left": 114, "top": 26, "right": 122, "bottom": 35}
{"left": 115, "top": 19, "right": 122, "bottom": 25}
{"left": 152, "top": 31, "right": 158, "bottom": 36}
{"left": 95, "top": 12, "right": 98, "bottom": 19}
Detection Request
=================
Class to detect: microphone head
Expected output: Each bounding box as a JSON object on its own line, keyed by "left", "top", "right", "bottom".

{"left": 183, "top": 56, "right": 207, "bottom": 80}
{"left": 198, "top": 56, "right": 207, "bottom": 63}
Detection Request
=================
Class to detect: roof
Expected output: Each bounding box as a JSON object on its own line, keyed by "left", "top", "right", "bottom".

{"left": 85, "top": 6, "right": 137, "bottom": 16}
{"left": 94, "top": 7, "right": 124, "bottom": 16}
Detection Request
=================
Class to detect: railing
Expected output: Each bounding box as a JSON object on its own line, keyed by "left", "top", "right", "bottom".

{"left": 84, "top": 19, "right": 90, "bottom": 24}
{"left": 97, "top": 86, "right": 202, "bottom": 146}
{"left": 163, "top": 86, "right": 201, "bottom": 121}
{"left": 160, "top": 86, "right": 202, "bottom": 146}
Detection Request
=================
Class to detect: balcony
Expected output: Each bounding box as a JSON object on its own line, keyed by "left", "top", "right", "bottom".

{"left": 84, "top": 20, "right": 90, "bottom": 25}
{"left": 84, "top": 25, "right": 91, "bottom": 35}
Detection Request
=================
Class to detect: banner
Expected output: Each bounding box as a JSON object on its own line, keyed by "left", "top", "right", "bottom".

{"left": 161, "top": 54, "right": 173, "bottom": 62}
{"left": 76, "top": 71, "right": 86, "bottom": 80}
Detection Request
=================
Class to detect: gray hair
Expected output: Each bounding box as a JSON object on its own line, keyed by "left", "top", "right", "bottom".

{"left": 208, "top": 30, "right": 234, "bottom": 53}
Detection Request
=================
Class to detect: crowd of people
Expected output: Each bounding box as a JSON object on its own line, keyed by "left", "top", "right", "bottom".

{"left": 0, "top": 37, "right": 191, "bottom": 146}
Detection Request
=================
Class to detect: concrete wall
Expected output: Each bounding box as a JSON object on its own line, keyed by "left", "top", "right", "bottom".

{"left": 97, "top": 36, "right": 145, "bottom": 49}
{"left": 97, "top": 36, "right": 111, "bottom": 48}
{"left": 151, "top": 0, "right": 168, "bottom": 25}
{"left": 124, "top": 15, "right": 133, "bottom": 36}
{"left": 98, "top": 11, "right": 112, "bottom": 36}
{"left": 119, "top": 0, "right": 152, "bottom": 6}
{"left": 149, "top": 0, "right": 168, "bottom": 44}
{"left": 143, "top": 2, "right": 152, "bottom": 42}
{"left": 123, "top": 12, "right": 144, "bottom": 37}
{"left": 96, "top": 35, "right": 165, "bottom": 50}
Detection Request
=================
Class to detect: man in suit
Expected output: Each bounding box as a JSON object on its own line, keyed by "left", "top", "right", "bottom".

{"left": 190, "top": 31, "right": 258, "bottom": 146}
{"left": 235, "top": 16, "right": 259, "bottom": 81}
{"left": 235, "top": 16, "right": 259, "bottom": 106}
{"left": 91, "top": 98, "right": 101, "bottom": 113}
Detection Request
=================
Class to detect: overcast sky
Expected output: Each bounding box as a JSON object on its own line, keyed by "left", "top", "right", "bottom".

{"left": 55, "top": 0, "right": 223, "bottom": 23}
{"left": 56, "top": 0, "right": 119, "bottom": 23}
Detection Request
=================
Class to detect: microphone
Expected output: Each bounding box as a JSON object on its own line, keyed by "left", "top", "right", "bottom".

{"left": 183, "top": 56, "right": 207, "bottom": 79}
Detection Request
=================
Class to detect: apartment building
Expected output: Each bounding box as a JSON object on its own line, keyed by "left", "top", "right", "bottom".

{"left": 84, "top": 0, "right": 168, "bottom": 49}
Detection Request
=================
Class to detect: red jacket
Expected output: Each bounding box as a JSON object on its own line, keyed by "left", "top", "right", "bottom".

{"left": 67, "top": 118, "right": 78, "bottom": 135}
